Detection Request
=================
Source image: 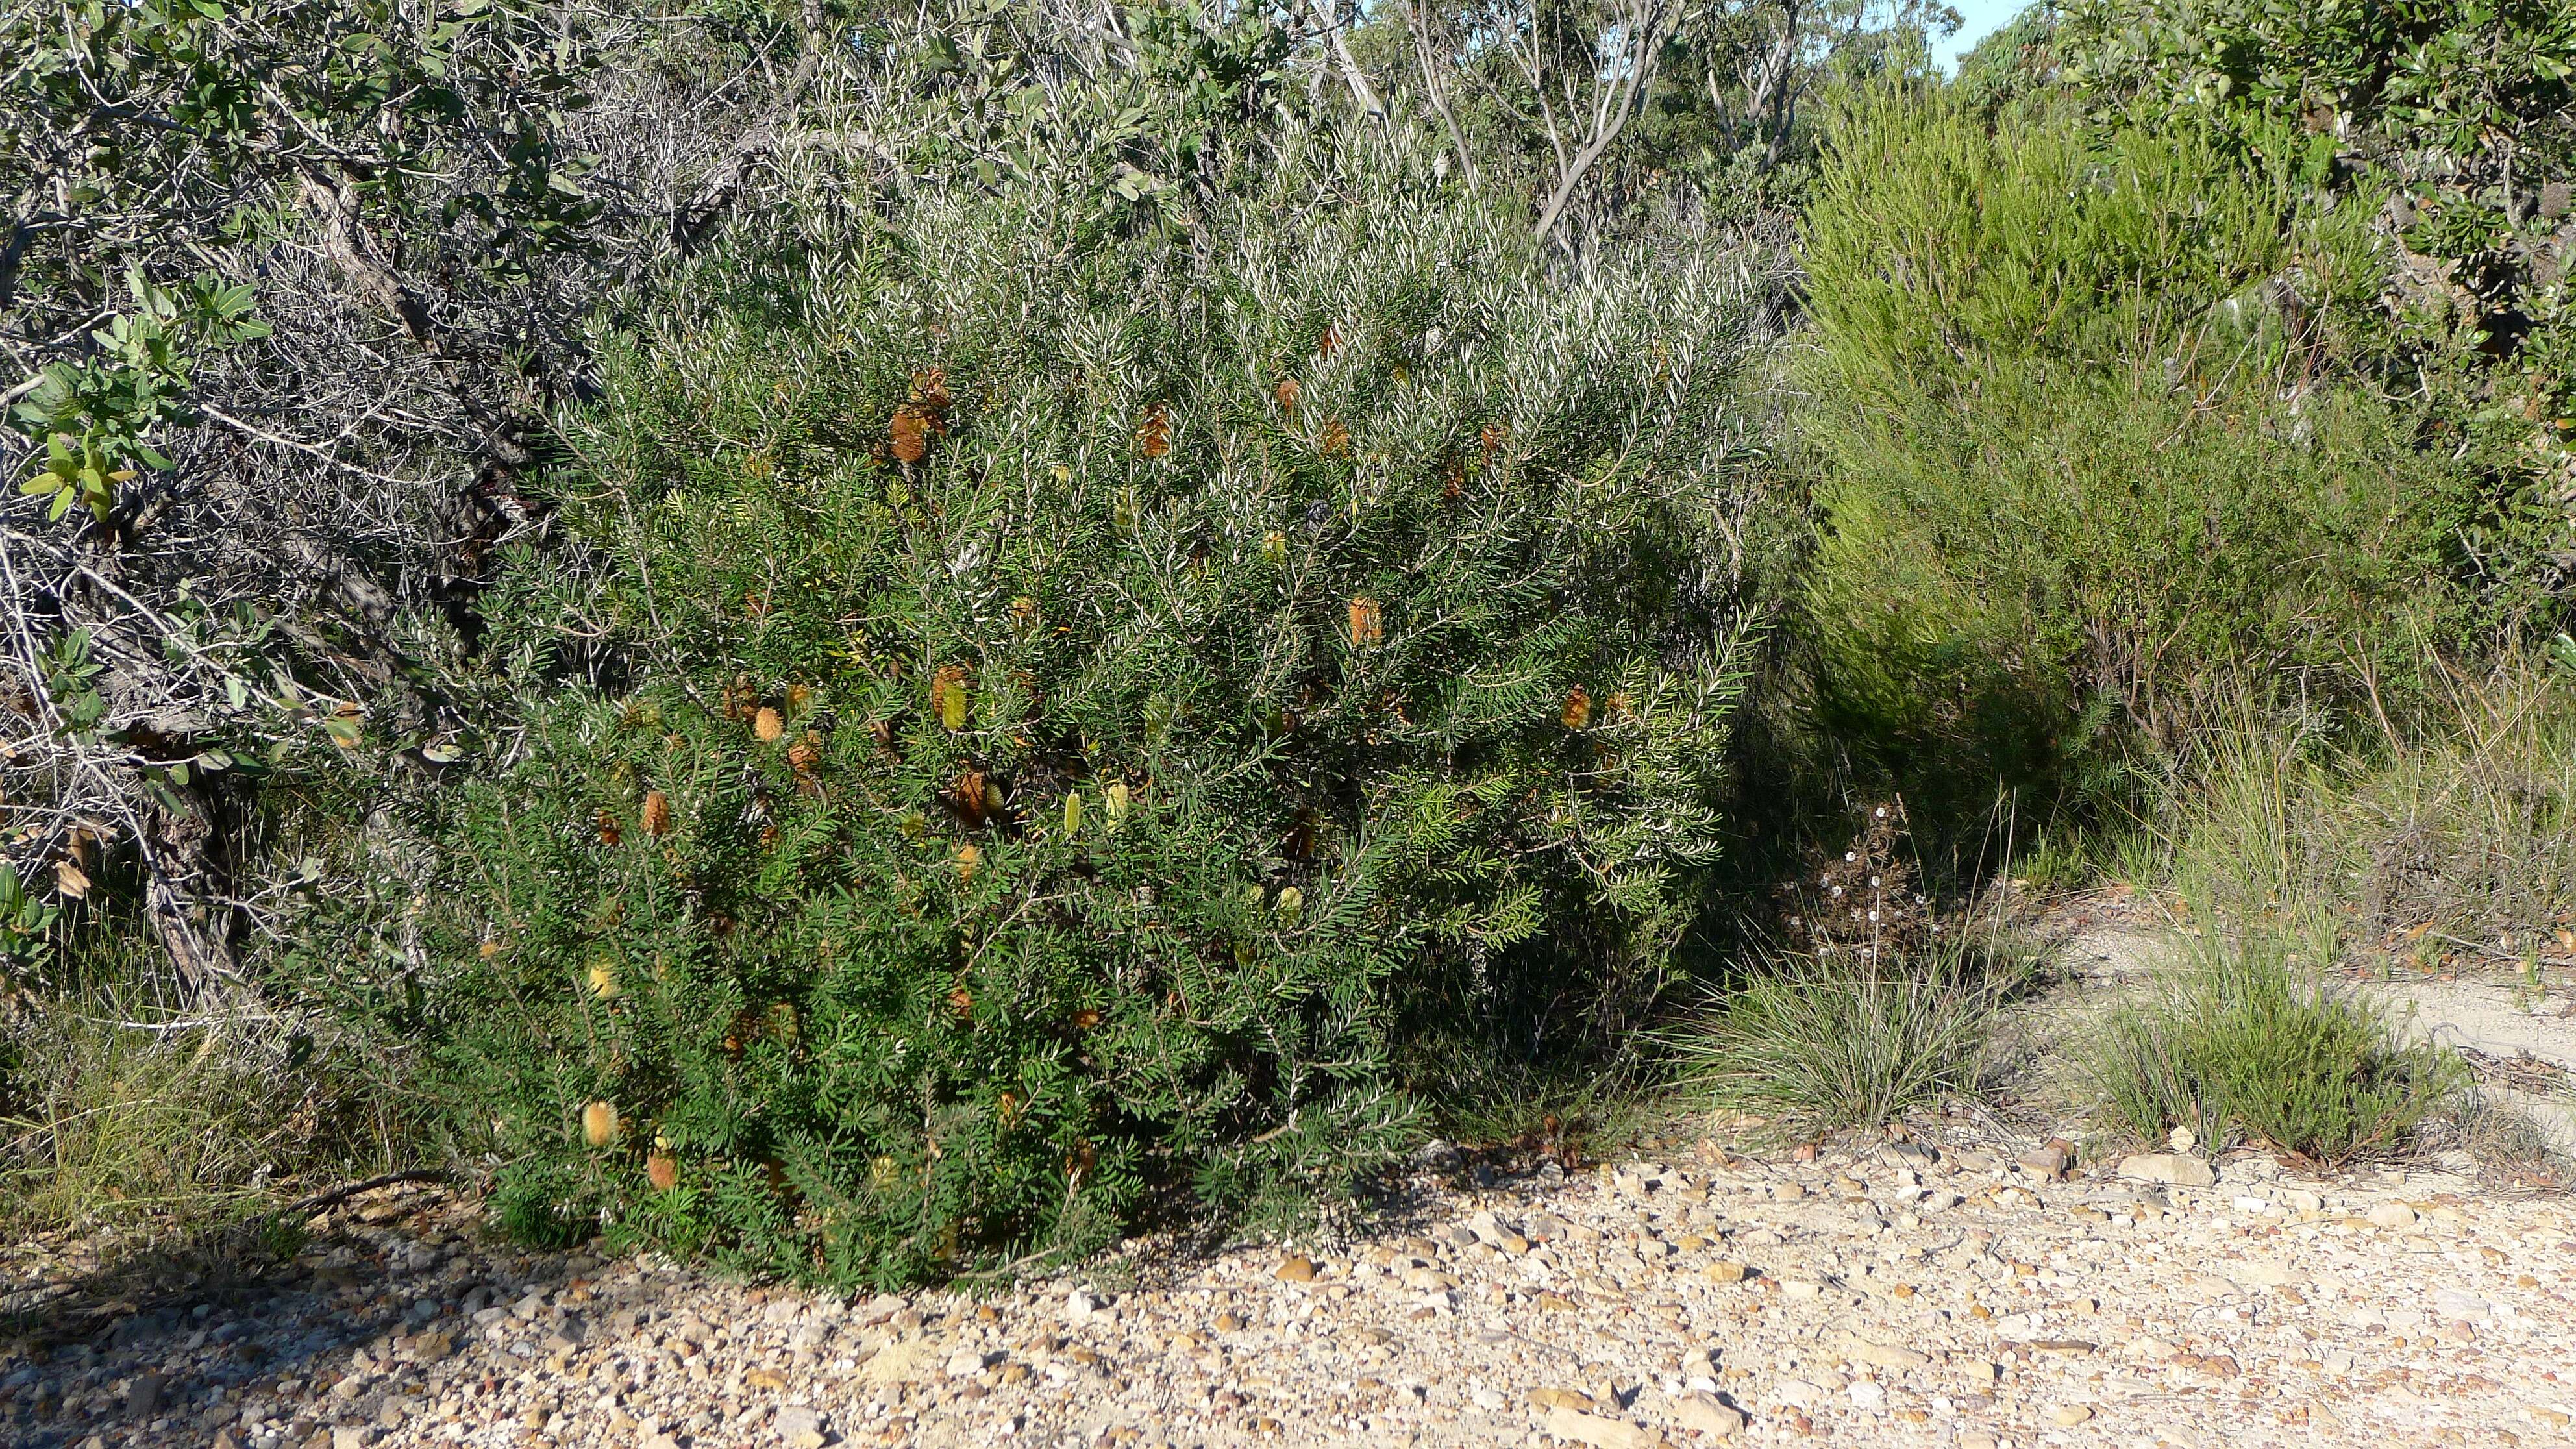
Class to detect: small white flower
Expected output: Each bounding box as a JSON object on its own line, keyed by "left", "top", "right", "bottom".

{"left": 1844, "top": 851, "right": 1858, "bottom": 863}
{"left": 1868, "top": 876, "right": 1881, "bottom": 888}
{"left": 1874, "top": 806, "right": 1887, "bottom": 818}
{"left": 1867, "top": 910, "right": 1880, "bottom": 922}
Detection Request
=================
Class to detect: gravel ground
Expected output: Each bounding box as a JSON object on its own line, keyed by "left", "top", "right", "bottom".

{"left": 12, "top": 1139, "right": 2573, "bottom": 1449}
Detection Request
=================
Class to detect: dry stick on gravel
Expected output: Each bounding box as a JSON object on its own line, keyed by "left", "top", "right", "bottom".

{"left": 280, "top": 1169, "right": 457, "bottom": 1222}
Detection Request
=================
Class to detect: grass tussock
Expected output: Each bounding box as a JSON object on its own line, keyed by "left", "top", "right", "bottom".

{"left": 1675, "top": 937, "right": 2025, "bottom": 1133}
{"left": 2161, "top": 663, "right": 2576, "bottom": 953}
{"left": 2090, "top": 923, "right": 2462, "bottom": 1164}
{"left": 0, "top": 985, "right": 394, "bottom": 1239}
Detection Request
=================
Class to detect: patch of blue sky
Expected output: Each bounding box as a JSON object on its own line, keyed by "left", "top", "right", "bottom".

{"left": 1937, "top": 0, "right": 2029, "bottom": 72}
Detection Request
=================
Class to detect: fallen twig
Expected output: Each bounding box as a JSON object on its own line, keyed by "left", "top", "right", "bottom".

{"left": 282, "top": 1168, "right": 455, "bottom": 1222}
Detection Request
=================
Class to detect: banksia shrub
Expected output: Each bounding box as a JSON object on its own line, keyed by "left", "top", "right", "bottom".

{"left": 434, "top": 122, "right": 1774, "bottom": 1283}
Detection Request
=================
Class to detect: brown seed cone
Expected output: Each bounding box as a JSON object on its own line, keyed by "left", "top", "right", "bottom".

{"left": 889, "top": 406, "right": 931, "bottom": 462}
{"left": 910, "top": 366, "right": 950, "bottom": 414}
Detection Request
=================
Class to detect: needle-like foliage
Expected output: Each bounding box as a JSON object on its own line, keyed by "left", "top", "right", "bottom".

{"left": 421, "top": 119, "right": 1779, "bottom": 1283}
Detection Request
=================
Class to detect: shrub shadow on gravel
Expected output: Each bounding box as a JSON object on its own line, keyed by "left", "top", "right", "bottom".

{"left": 1, "top": 1181, "right": 529, "bottom": 1448}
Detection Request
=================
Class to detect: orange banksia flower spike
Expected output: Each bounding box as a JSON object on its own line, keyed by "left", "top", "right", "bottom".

{"left": 911, "top": 367, "right": 950, "bottom": 414}
{"left": 1347, "top": 596, "right": 1384, "bottom": 648}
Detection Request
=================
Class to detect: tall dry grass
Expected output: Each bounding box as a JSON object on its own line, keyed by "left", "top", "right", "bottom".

{"left": 1, "top": 978, "right": 397, "bottom": 1240}
{"left": 2159, "top": 660, "right": 2576, "bottom": 963}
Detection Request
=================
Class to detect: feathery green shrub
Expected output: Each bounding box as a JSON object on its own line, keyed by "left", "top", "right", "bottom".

{"left": 425, "top": 126, "right": 1776, "bottom": 1283}
{"left": 1795, "top": 92, "right": 2476, "bottom": 814}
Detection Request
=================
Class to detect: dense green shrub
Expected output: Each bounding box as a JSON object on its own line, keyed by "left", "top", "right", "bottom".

{"left": 1803, "top": 97, "right": 2392, "bottom": 392}
{"left": 2059, "top": 0, "right": 2575, "bottom": 201}
{"left": 1805, "top": 378, "right": 2473, "bottom": 796}
{"left": 1794, "top": 92, "right": 2477, "bottom": 812}
{"left": 2055, "top": 0, "right": 2576, "bottom": 634}
{"left": 425, "top": 125, "right": 1776, "bottom": 1283}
